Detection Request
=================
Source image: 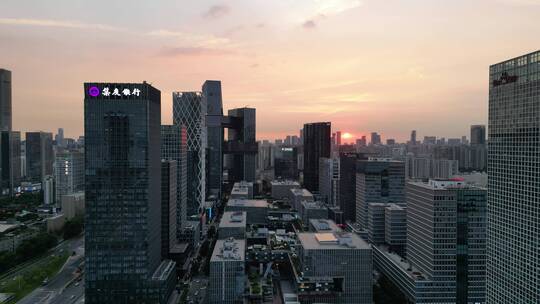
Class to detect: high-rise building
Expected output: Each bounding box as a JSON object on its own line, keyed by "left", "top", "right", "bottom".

{"left": 356, "top": 158, "right": 405, "bottom": 229}
{"left": 209, "top": 238, "right": 246, "bottom": 304}
{"left": 339, "top": 152, "right": 367, "bottom": 223}
{"left": 319, "top": 157, "right": 340, "bottom": 206}
{"left": 173, "top": 92, "right": 206, "bottom": 216}
{"left": 25, "top": 131, "right": 53, "bottom": 183}
{"left": 487, "top": 51, "right": 540, "bottom": 303}
{"left": 0, "top": 131, "right": 20, "bottom": 195}
{"left": 296, "top": 232, "right": 372, "bottom": 303}
{"left": 407, "top": 179, "right": 486, "bottom": 303}
{"left": 225, "top": 107, "right": 257, "bottom": 183}
{"left": 43, "top": 175, "right": 54, "bottom": 205}
{"left": 84, "top": 82, "right": 176, "bottom": 303}
{"left": 0, "top": 69, "right": 12, "bottom": 132}
{"left": 336, "top": 131, "right": 342, "bottom": 146}
{"left": 203, "top": 80, "right": 224, "bottom": 200}
{"left": 274, "top": 146, "right": 298, "bottom": 180}
{"left": 161, "top": 125, "right": 188, "bottom": 232}
{"left": 370, "top": 132, "right": 381, "bottom": 145}
{"left": 161, "top": 160, "right": 177, "bottom": 260}
{"left": 470, "top": 125, "right": 486, "bottom": 145}
{"left": 303, "top": 122, "right": 331, "bottom": 192}
{"left": 56, "top": 128, "right": 65, "bottom": 147}
{"left": 373, "top": 179, "right": 486, "bottom": 304}
{"left": 410, "top": 130, "right": 417, "bottom": 145}
{"left": 54, "top": 150, "right": 84, "bottom": 202}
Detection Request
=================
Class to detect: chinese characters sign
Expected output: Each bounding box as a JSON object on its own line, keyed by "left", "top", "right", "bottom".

{"left": 86, "top": 85, "right": 142, "bottom": 98}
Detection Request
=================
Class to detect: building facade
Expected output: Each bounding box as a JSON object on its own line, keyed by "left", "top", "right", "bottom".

{"left": 54, "top": 150, "right": 84, "bottom": 203}
{"left": 160, "top": 125, "right": 188, "bottom": 232}
{"left": 173, "top": 92, "right": 206, "bottom": 216}
{"left": 25, "top": 131, "right": 53, "bottom": 183}
{"left": 487, "top": 50, "right": 540, "bottom": 303}
{"left": 303, "top": 122, "right": 331, "bottom": 192}
{"left": 355, "top": 159, "right": 405, "bottom": 229}
{"left": 225, "top": 107, "right": 257, "bottom": 183}
{"left": 84, "top": 82, "right": 175, "bottom": 303}
{"left": 319, "top": 157, "right": 340, "bottom": 206}
{"left": 203, "top": 80, "right": 223, "bottom": 200}
{"left": 209, "top": 238, "right": 246, "bottom": 304}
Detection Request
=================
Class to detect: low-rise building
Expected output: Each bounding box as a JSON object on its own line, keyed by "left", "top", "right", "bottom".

{"left": 309, "top": 219, "right": 342, "bottom": 233}
{"left": 209, "top": 238, "right": 246, "bottom": 304}
{"left": 60, "top": 192, "right": 85, "bottom": 220}
{"left": 271, "top": 180, "right": 300, "bottom": 200}
{"left": 219, "top": 211, "right": 247, "bottom": 240}
{"left": 225, "top": 199, "right": 269, "bottom": 225}
{"left": 296, "top": 232, "right": 372, "bottom": 303}
{"left": 299, "top": 201, "right": 328, "bottom": 224}
{"left": 289, "top": 188, "right": 314, "bottom": 211}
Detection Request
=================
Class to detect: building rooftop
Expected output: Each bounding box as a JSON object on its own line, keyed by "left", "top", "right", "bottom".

{"left": 234, "top": 181, "right": 253, "bottom": 187}
{"left": 231, "top": 187, "right": 248, "bottom": 196}
{"left": 309, "top": 219, "right": 342, "bottom": 232}
{"left": 386, "top": 203, "right": 406, "bottom": 211}
{"left": 290, "top": 188, "right": 313, "bottom": 197}
{"left": 227, "top": 199, "right": 269, "bottom": 208}
{"left": 298, "top": 232, "right": 370, "bottom": 250}
{"left": 211, "top": 238, "right": 246, "bottom": 262}
{"left": 271, "top": 180, "right": 301, "bottom": 186}
{"left": 220, "top": 211, "right": 247, "bottom": 228}
{"left": 301, "top": 200, "right": 326, "bottom": 209}
{"left": 409, "top": 179, "right": 486, "bottom": 190}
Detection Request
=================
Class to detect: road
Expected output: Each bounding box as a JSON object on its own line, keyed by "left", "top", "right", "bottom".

{"left": 17, "top": 236, "right": 85, "bottom": 304}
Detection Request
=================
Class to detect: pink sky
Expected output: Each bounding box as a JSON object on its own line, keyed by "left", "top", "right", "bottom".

{"left": 1, "top": 0, "right": 539, "bottom": 141}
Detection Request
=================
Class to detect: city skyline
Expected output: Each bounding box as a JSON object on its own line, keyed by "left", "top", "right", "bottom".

{"left": 2, "top": 0, "right": 540, "bottom": 140}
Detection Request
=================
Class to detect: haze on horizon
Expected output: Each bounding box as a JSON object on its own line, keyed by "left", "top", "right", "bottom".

{"left": 1, "top": 0, "right": 539, "bottom": 141}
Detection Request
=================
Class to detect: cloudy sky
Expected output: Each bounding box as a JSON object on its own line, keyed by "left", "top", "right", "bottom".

{"left": 1, "top": 0, "right": 539, "bottom": 141}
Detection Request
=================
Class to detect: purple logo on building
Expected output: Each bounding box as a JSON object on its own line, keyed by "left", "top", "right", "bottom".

{"left": 88, "top": 86, "right": 100, "bottom": 97}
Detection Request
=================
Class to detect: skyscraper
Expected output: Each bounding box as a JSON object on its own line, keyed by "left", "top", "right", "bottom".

{"left": 339, "top": 152, "right": 367, "bottom": 223}
{"left": 25, "top": 131, "right": 53, "bottom": 183}
{"left": 407, "top": 179, "right": 486, "bottom": 303}
{"left": 319, "top": 157, "right": 340, "bottom": 206}
{"left": 56, "top": 128, "right": 65, "bottom": 147}
{"left": 370, "top": 132, "right": 381, "bottom": 145}
{"left": 54, "top": 150, "right": 84, "bottom": 202}
{"left": 225, "top": 107, "right": 257, "bottom": 183}
{"left": 410, "top": 130, "right": 417, "bottom": 145}
{"left": 0, "top": 131, "right": 20, "bottom": 195}
{"left": 160, "top": 125, "right": 187, "bottom": 232}
{"left": 203, "top": 80, "right": 224, "bottom": 200}
{"left": 173, "top": 91, "right": 206, "bottom": 216}
{"left": 470, "top": 125, "right": 486, "bottom": 145}
{"left": 487, "top": 50, "right": 540, "bottom": 303}
{"left": 161, "top": 160, "right": 177, "bottom": 260}
{"left": 274, "top": 146, "right": 298, "bottom": 180}
{"left": 356, "top": 159, "right": 405, "bottom": 229}
{"left": 303, "top": 122, "right": 331, "bottom": 192}
{"left": 0, "top": 69, "right": 12, "bottom": 132}
{"left": 84, "top": 82, "right": 176, "bottom": 303}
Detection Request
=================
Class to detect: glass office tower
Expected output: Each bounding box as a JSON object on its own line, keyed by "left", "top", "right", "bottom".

{"left": 303, "top": 122, "right": 331, "bottom": 192}
{"left": 203, "top": 80, "right": 224, "bottom": 200}
{"left": 487, "top": 50, "right": 540, "bottom": 303}
{"left": 84, "top": 82, "right": 175, "bottom": 304}
{"left": 173, "top": 92, "right": 206, "bottom": 216}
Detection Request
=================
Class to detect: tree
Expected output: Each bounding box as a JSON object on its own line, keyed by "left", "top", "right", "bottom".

{"left": 63, "top": 216, "right": 84, "bottom": 240}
